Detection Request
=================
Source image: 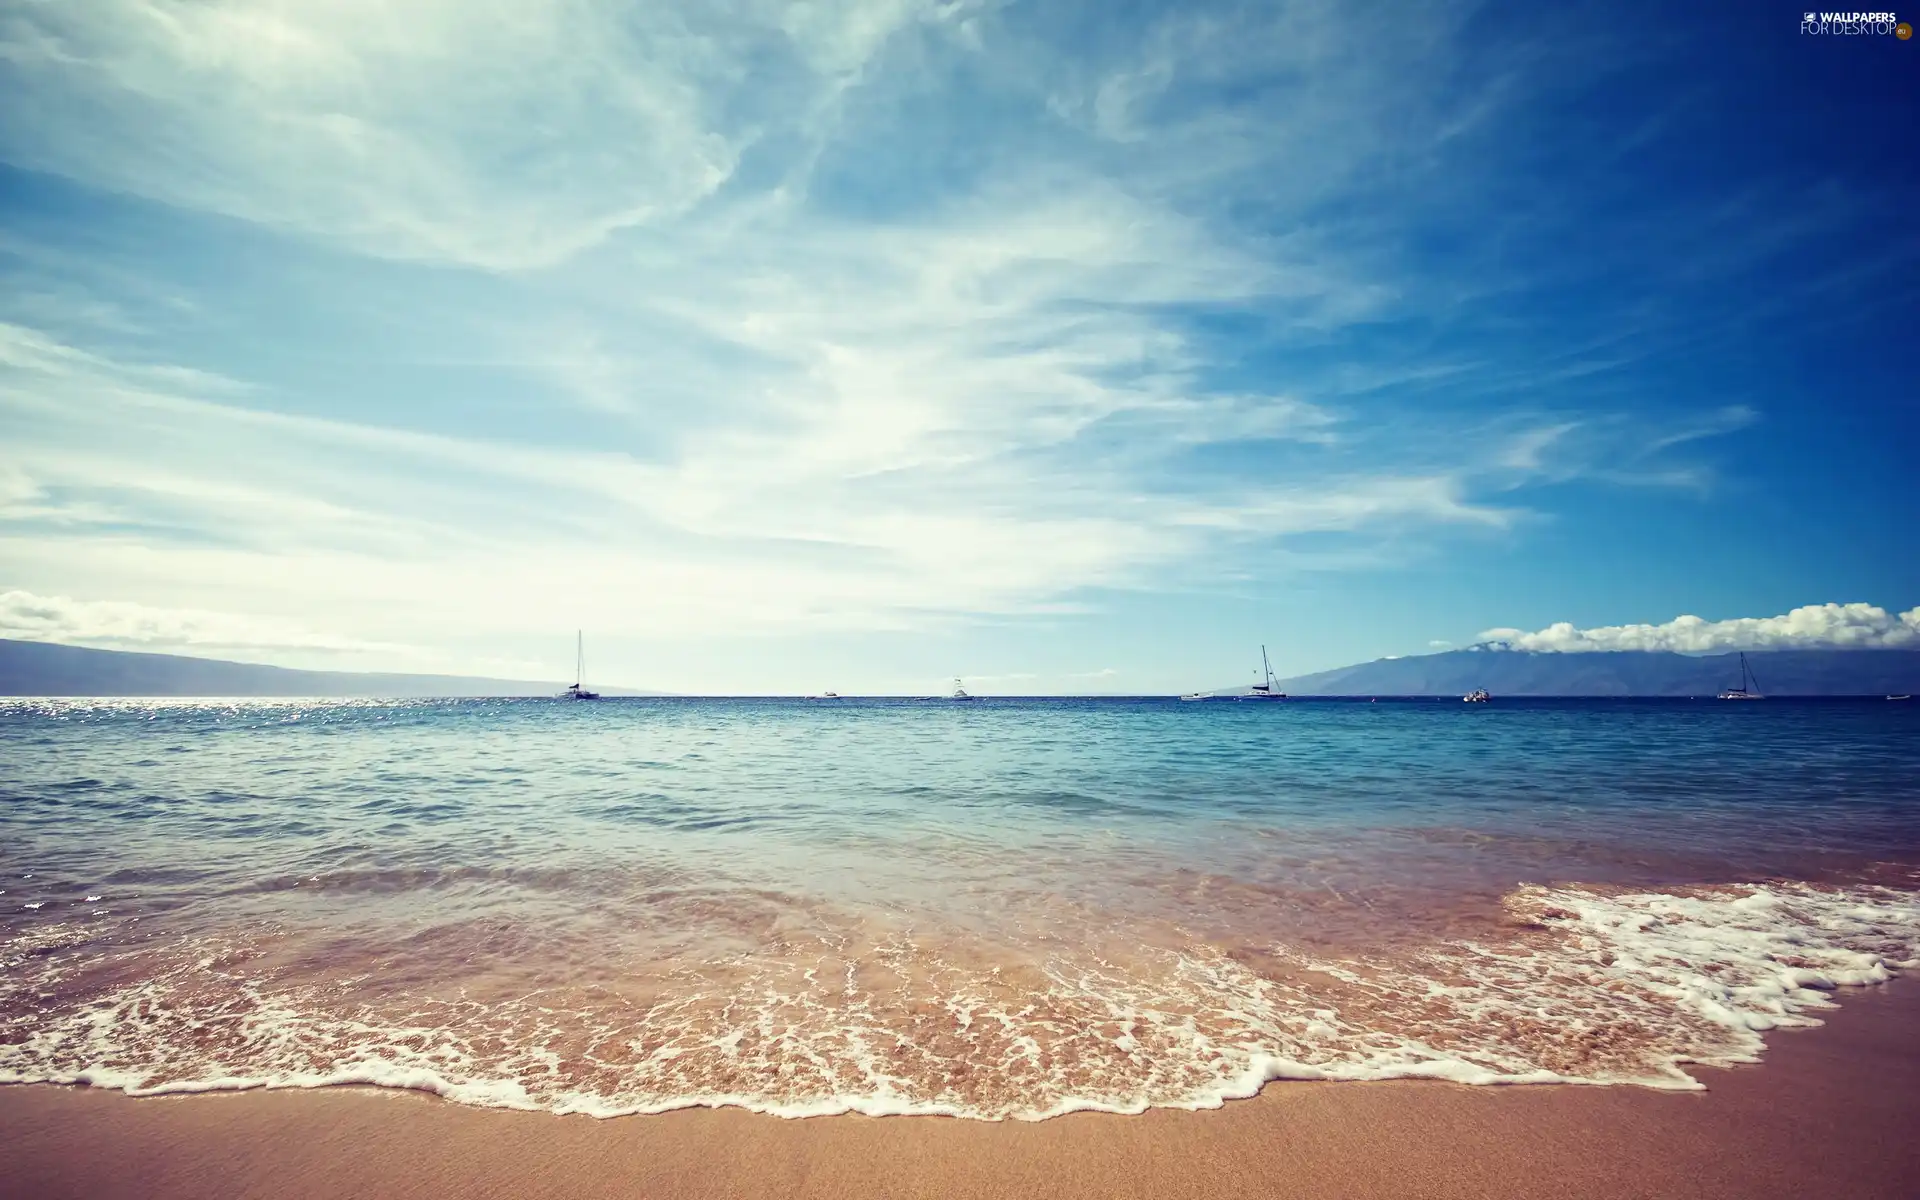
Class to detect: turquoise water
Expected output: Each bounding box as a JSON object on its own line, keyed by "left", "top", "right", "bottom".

{"left": 3, "top": 697, "right": 1918, "bottom": 1117}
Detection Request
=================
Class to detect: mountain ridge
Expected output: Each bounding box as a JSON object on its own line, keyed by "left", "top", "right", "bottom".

{"left": 1269, "top": 647, "right": 1920, "bottom": 697}
{"left": 0, "top": 638, "right": 665, "bottom": 697}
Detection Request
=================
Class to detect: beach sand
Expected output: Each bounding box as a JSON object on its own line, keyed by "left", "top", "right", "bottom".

{"left": 3, "top": 981, "right": 1916, "bottom": 1200}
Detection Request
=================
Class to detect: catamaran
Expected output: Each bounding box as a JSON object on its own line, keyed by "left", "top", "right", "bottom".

{"left": 561, "top": 631, "right": 601, "bottom": 700}
{"left": 1719, "top": 652, "right": 1763, "bottom": 700}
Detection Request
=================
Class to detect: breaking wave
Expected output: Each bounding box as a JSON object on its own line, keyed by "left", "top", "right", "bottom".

{"left": 5, "top": 882, "right": 1916, "bottom": 1120}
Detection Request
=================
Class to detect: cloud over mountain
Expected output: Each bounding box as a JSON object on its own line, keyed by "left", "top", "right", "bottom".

{"left": 1477, "top": 603, "right": 1920, "bottom": 654}
{"left": 0, "top": 589, "right": 404, "bottom": 657}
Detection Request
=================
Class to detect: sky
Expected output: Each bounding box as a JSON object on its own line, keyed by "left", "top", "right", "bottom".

{"left": 1, "top": 0, "right": 1916, "bottom": 695}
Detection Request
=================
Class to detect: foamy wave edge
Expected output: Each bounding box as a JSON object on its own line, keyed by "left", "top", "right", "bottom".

{"left": 5, "top": 882, "right": 1918, "bottom": 1121}
{"left": 1, "top": 1056, "right": 1593, "bottom": 1121}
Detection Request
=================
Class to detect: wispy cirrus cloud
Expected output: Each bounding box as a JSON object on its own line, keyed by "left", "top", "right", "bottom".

{"left": 1478, "top": 406, "right": 1758, "bottom": 493}
{"left": 0, "top": 0, "right": 1822, "bottom": 689}
{"left": 0, "top": 0, "right": 975, "bottom": 269}
{"left": 0, "top": 314, "right": 1520, "bottom": 648}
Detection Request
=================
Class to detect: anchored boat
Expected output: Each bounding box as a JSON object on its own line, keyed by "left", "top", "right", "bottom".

{"left": 1182, "top": 646, "right": 1287, "bottom": 701}
{"left": 561, "top": 631, "right": 601, "bottom": 700}
{"left": 1244, "top": 645, "right": 1286, "bottom": 700}
{"left": 1719, "top": 652, "right": 1763, "bottom": 701}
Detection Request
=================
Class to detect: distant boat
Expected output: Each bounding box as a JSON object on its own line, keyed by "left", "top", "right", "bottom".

{"left": 1181, "top": 645, "right": 1287, "bottom": 701}
{"left": 807, "top": 691, "right": 843, "bottom": 700}
{"left": 1719, "top": 652, "right": 1763, "bottom": 701}
{"left": 950, "top": 678, "right": 976, "bottom": 701}
{"left": 1463, "top": 689, "right": 1491, "bottom": 703}
{"left": 561, "top": 631, "right": 601, "bottom": 700}
{"left": 1890, "top": 695, "right": 1912, "bottom": 701}
{"left": 1242, "top": 645, "right": 1286, "bottom": 700}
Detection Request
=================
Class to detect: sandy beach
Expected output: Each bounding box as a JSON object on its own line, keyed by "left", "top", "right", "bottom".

{"left": 4, "top": 980, "right": 1915, "bottom": 1200}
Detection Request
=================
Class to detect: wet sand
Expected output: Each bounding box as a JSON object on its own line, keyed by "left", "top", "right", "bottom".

{"left": 4, "top": 981, "right": 1916, "bottom": 1200}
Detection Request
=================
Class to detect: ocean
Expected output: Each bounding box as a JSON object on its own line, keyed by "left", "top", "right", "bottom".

{"left": 3, "top": 696, "right": 1917, "bottom": 1120}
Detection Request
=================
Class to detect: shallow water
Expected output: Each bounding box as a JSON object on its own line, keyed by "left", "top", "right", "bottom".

{"left": 3, "top": 697, "right": 1918, "bottom": 1117}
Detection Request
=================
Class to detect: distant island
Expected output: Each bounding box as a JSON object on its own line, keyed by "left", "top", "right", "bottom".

{"left": 0, "top": 639, "right": 665, "bottom": 697}
{"left": 1270, "top": 647, "right": 1920, "bottom": 697}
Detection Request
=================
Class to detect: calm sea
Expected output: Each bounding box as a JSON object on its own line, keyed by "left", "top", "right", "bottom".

{"left": 3, "top": 696, "right": 1918, "bottom": 1118}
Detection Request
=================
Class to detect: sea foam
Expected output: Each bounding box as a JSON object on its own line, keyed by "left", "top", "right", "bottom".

{"left": 3, "top": 882, "right": 1916, "bottom": 1120}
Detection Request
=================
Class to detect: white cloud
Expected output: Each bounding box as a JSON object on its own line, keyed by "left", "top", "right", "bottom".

{"left": 0, "top": 0, "right": 951, "bottom": 269}
{"left": 0, "top": 222, "right": 1523, "bottom": 651}
{"left": 0, "top": 589, "right": 406, "bottom": 657}
{"left": 0, "top": 1, "right": 1780, "bottom": 689}
{"left": 1478, "top": 604, "right": 1920, "bottom": 654}
{"left": 1475, "top": 407, "right": 1758, "bottom": 494}
{"left": 1497, "top": 423, "right": 1580, "bottom": 472}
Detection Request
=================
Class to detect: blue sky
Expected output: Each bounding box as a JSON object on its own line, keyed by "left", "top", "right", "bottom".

{"left": 1, "top": 0, "right": 1916, "bottom": 693}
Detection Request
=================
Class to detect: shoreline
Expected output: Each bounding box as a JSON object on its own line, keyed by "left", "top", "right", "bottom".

{"left": 4, "top": 980, "right": 1916, "bottom": 1199}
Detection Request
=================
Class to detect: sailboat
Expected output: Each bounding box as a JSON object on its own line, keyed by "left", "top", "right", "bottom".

{"left": 1241, "top": 646, "right": 1286, "bottom": 700}
{"left": 1180, "top": 645, "right": 1287, "bottom": 701}
{"left": 1719, "top": 652, "right": 1762, "bottom": 701}
{"left": 950, "top": 677, "right": 976, "bottom": 701}
{"left": 561, "top": 631, "right": 601, "bottom": 700}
